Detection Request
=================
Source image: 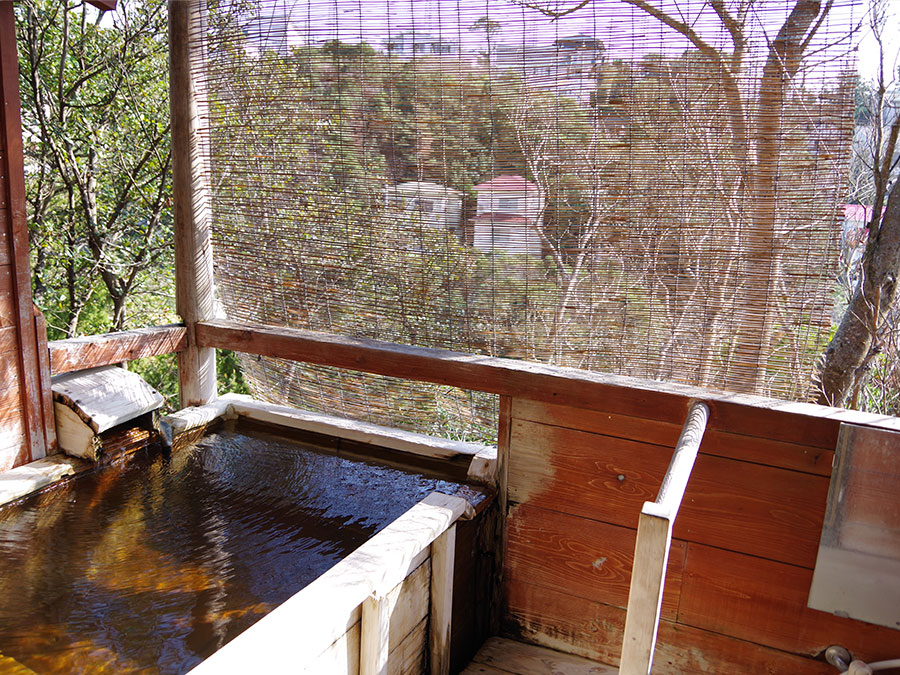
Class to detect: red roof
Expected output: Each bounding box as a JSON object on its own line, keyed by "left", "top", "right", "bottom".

{"left": 473, "top": 175, "right": 538, "bottom": 192}
{"left": 842, "top": 204, "right": 884, "bottom": 223}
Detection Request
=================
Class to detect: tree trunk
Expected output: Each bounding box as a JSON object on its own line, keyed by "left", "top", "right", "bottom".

{"left": 728, "top": 0, "right": 823, "bottom": 394}
{"left": 817, "top": 177, "right": 900, "bottom": 406}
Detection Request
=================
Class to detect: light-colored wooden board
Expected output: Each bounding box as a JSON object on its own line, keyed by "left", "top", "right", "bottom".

{"left": 505, "top": 503, "right": 685, "bottom": 619}
{"left": 471, "top": 637, "right": 616, "bottom": 675}
{"left": 619, "top": 513, "right": 671, "bottom": 675}
{"left": 511, "top": 398, "right": 833, "bottom": 476}
{"left": 460, "top": 665, "right": 512, "bottom": 675}
{"left": 387, "top": 560, "right": 430, "bottom": 654}
{"left": 305, "top": 621, "right": 361, "bottom": 675}
{"left": 361, "top": 594, "right": 391, "bottom": 675}
{"left": 34, "top": 310, "right": 56, "bottom": 455}
{"left": 504, "top": 579, "right": 834, "bottom": 674}
{"left": 0, "top": 454, "right": 85, "bottom": 507}
{"left": 222, "top": 394, "right": 491, "bottom": 462}
{"left": 430, "top": 525, "right": 455, "bottom": 675}
{"left": 53, "top": 402, "right": 101, "bottom": 460}
{"left": 679, "top": 543, "right": 900, "bottom": 662}
{"left": 507, "top": 419, "right": 829, "bottom": 568}
{"left": 388, "top": 618, "right": 426, "bottom": 675}
{"left": 159, "top": 398, "right": 233, "bottom": 447}
{"left": 51, "top": 366, "right": 164, "bottom": 434}
{"left": 49, "top": 325, "right": 187, "bottom": 375}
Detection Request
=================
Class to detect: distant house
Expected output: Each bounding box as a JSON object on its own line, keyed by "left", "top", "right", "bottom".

{"left": 471, "top": 175, "right": 544, "bottom": 256}
{"left": 491, "top": 35, "right": 604, "bottom": 103}
{"left": 384, "top": 181, "right": 463, "bottom": 230}
{"left": 384, "top": 31, "right": 459, "bottom": 57}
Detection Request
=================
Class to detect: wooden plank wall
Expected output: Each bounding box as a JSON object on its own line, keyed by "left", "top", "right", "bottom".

{"left": 0, "top": 4, "right": 55, "bottom": 471}
{"left": 0, "top": 23, "right": 26, "bottom": 469}
{"left": 502, "top": 397, "right": 900, "bottom": 673}
{"left": 309, "top": 557, "right": 431, "bottom": 675}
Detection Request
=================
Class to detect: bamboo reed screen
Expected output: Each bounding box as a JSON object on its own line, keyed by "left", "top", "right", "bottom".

{"left": 198, "top": 0, "right": 859, "bottom": 440}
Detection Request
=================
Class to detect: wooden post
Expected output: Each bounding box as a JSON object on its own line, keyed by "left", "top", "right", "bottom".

{"left": 360, "top": 593, "right": 391, "bottom": 675}
{"left": 430, "top": 524, "right": 456, "bottom": 675}
{"left": 0, "top": 3, "right": 50, "bottom": 463}
{"left": 620, "top": 401, "right": 709, "bottom": 675}
{"left": 169, "top": 0, "right": 216, "bottom": 408}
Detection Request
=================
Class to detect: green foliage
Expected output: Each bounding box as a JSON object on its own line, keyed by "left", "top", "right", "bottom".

{"left": 19, "top": 0, "right": 173, "bottom": 336}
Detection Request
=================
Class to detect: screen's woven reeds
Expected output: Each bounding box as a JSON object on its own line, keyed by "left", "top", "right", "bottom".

{"left": 196, "top": 0, "right": 859, "bottom": 440}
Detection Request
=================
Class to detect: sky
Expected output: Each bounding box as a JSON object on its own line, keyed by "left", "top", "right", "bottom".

{"left": 241, "top": 0, "right": 896, "bottom": 80}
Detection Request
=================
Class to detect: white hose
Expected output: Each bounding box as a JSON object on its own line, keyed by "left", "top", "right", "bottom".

{"left": 846, "top": 660, "right": 900, "bottom": 674}
{"left": 869, "top": 660, "right": 900, "bottom": 672}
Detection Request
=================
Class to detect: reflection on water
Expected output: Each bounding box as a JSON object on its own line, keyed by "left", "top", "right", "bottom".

{"left": 0, "top": 430, "right": 461, "bottom": 674}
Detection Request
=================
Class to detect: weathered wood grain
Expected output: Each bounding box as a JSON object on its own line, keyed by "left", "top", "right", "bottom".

{"left": 504, "top": 579, "right": 834, "bottom": 674}
{"left": 470, "top": 637, "right": 616, "bottom": 675}
{"left": 0, "top": 211, "right": 9, "bottom": 264}
{"left": 507, "top": 419, "right": 829, "bottom": 568}
{"left": 0, "top": 350, "right": 17, "bottom": 392}
{"left": 430, "top": 525, "right": 456, "bottom": 675}
{"left": 0, "top": 326, "right": 15, "bottom": 355}
{"left": 679, "top": 543, "right": 900, "bottom": 661}
{"left": 33, "top": 310, "right": 56, "bottom": 453}
{"left": 0, "top": 266, "right": 13, "bottom": 328}
{"left": 388, "top": 618, "right": 427, "bottom": 675}
{"left": 511, "top": 399, "right": 833, "bottom": 476}
{"left": 197, "top": 320, "right": 900, "bottom": 445}
{"left": 1, "top": 4, "right": 47, "bottom": 463}
{"left": 361, "top": 593, "right": 391, "bottom": 675}
{"left": 49, "top": 325, "right": 188, "bottom": 374}
{"left": 505, "top": 503, "right": 684, "bottom": 620}
{"left": 169, "top": 0, "right": 216, "bottom": 407}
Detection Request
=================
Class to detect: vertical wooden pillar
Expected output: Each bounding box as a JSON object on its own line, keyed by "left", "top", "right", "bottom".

{"left": 360, "top": 593, "right": 391, "bottom": 675}
{"left": 0, "top": 3, "right": 53, "bottom": 466}
{"left": 430, "top": 524, "right": 457, "bottom": 675}
{"left": 169, "top": 0, "right": 216, "bottom": 408}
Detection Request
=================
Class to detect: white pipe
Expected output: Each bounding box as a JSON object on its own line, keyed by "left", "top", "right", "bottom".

{"left": 843, "top": 659, "right": 900, "bottom": 674}
{"left": 869, "top": 660, "right": 900, "bottom": 672}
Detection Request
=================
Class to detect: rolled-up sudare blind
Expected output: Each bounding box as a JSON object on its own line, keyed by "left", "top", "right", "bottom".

{"left": 200, "top": 0, "right": 858, "bottom": 440}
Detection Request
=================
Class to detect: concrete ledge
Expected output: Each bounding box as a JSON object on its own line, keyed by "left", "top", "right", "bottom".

{"left": 159, "top": 398, "right": 235, "bottom": 447}
{"left": 0, "top": 455, "right": 88, "bottom": 508}
{"left": 220, "top": 394, "right": 497, "bottom": 484}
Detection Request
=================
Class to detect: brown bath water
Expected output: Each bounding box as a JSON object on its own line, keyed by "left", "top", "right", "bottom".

{"left": 0, "top": 430, "right": 464, "bottom": 674}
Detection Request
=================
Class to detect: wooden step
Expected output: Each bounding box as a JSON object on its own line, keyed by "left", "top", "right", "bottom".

{"left": 462, "top": 637, "right": 617, "bottom": 675}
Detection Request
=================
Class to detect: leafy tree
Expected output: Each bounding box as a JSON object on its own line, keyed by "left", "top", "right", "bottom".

{"left": 18, "top": 0, "right": 173, "bottom": 337}
{"left": 516, "top": 0, "right": 848, "bottom": 395}
{"left": 817, "top": 0, "right": 900, "bottom": 408}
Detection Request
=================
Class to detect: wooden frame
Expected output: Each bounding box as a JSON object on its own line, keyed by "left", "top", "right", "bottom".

{"left": 196, "top": 319, "right": 900, "bottom": 441}
{"left": 620, "top": 402, "right": 709, "bottom": 674}
{"left": 0, "top": 3, "right": 52, "bottom": 463}
{"left": 49, "top": 325, "right": 188, "bottom": 374}
{"left": 169, "top": 0, "right": 216, "bottom": 407}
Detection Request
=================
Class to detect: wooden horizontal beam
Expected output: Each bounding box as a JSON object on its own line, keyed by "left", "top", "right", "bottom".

{"left": 195, "top": 320, "right": 900, "bottom": 446}
{"left": 49, "top": 325, "right": 188, "bottom": 375}
{"left": 86, "top": 1, "right": 117, "bottom": 10}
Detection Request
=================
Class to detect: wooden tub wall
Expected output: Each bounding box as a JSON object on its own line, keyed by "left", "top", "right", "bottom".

{"left": 30, "top": 320, "right": 900, "bottom": 672}
{"left": 197, "top": 320, "right": 900, "bottom": 673}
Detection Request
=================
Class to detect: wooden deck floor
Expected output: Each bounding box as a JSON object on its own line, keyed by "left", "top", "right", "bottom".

{"left": 461, "top": 637, "right": 617, "bottom": 675}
